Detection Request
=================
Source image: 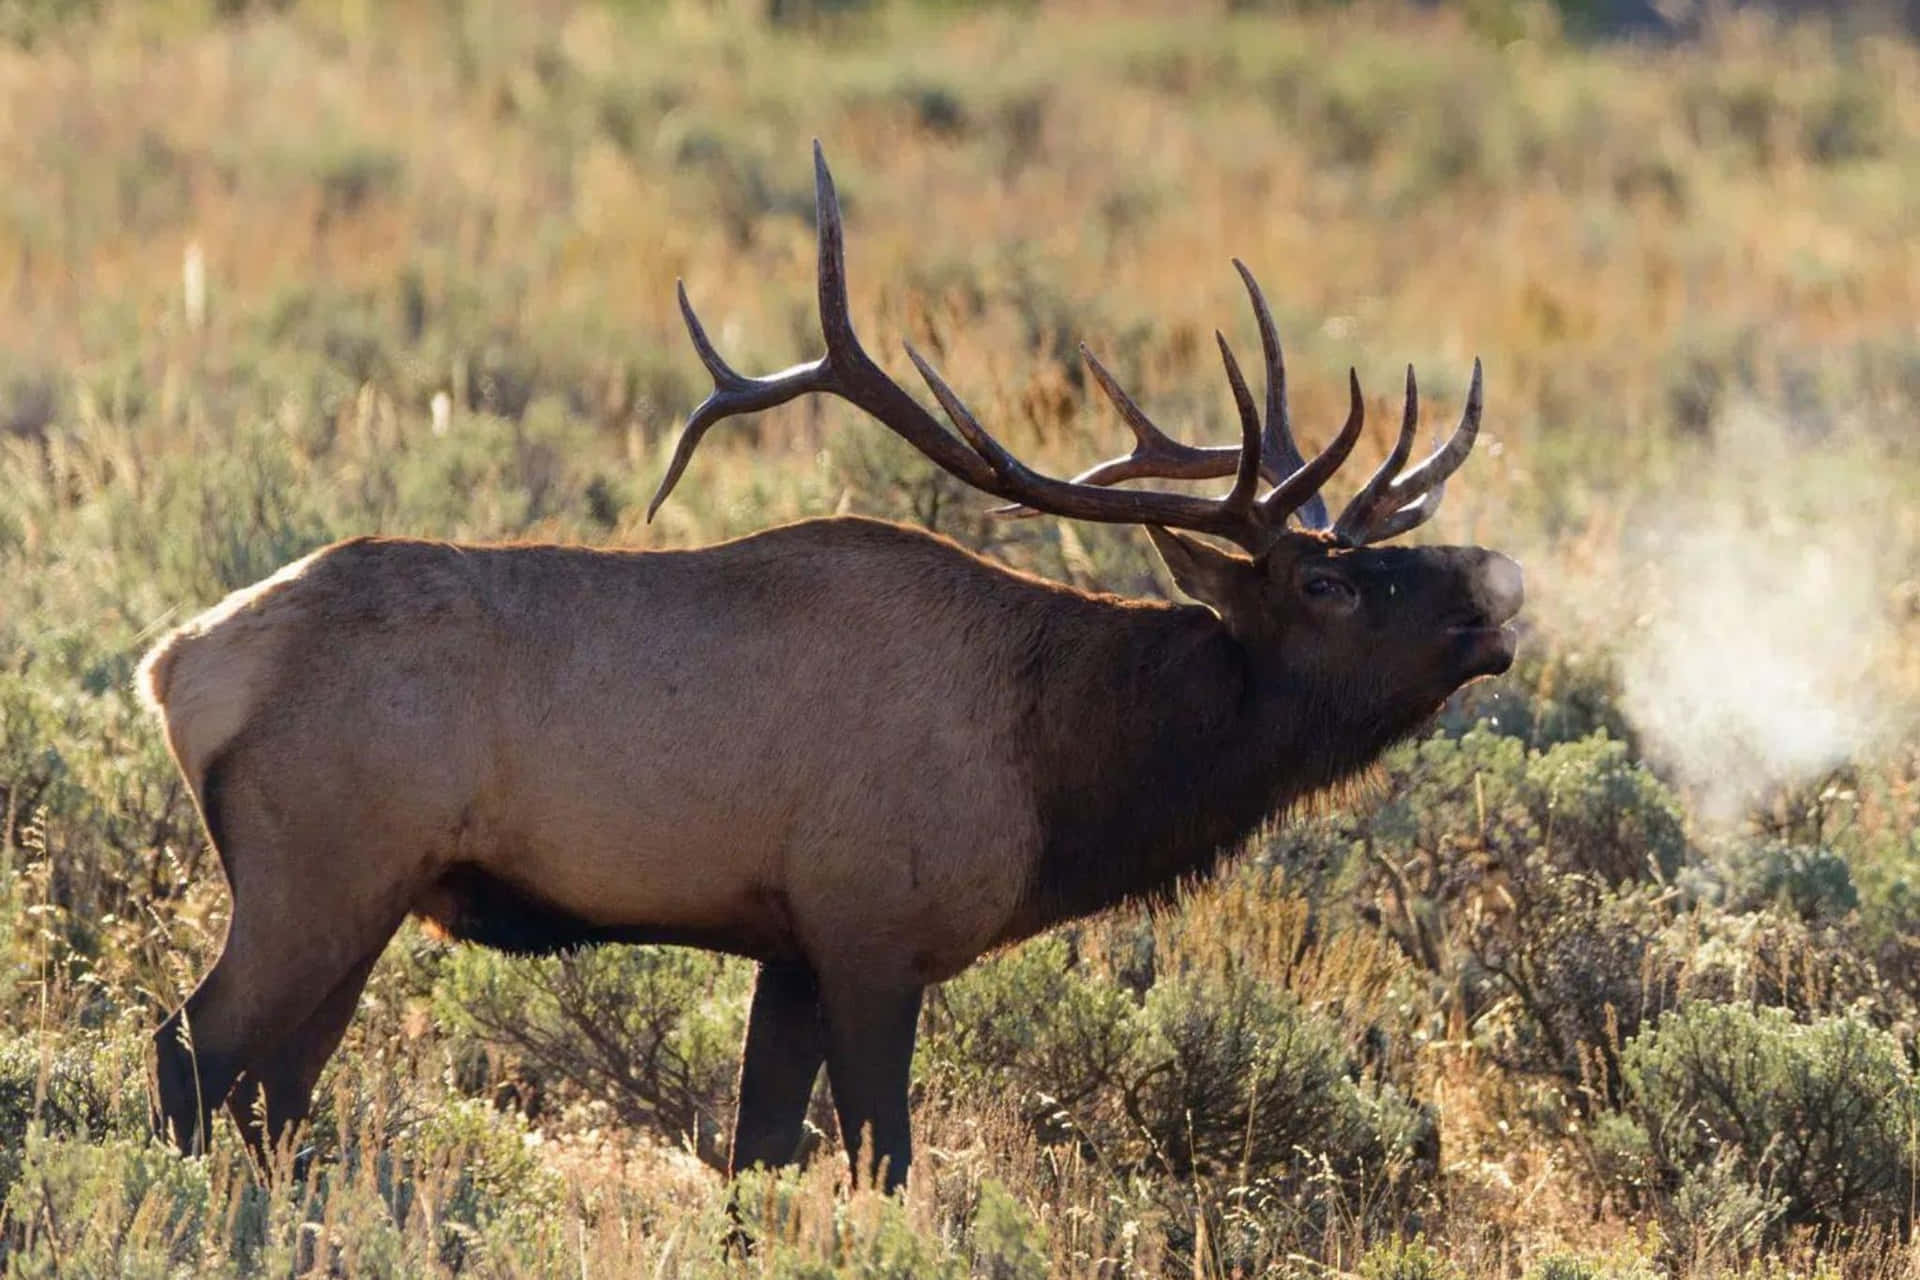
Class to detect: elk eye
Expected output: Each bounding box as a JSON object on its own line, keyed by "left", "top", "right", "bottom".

{"left": 1303, "top": 574, "right": 1355, "bottom": 603}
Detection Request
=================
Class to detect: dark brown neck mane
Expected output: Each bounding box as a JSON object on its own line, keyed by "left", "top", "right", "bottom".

{"left": 1007, "top": 593, "right": 1408, "bottom": 939}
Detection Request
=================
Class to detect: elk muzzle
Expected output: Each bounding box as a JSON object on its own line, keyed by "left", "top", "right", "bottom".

{"left": 1451, "top": 549, "right": 1524, "bottom": 676}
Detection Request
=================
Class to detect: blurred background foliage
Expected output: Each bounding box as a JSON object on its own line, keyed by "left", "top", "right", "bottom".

{"left": 2, "top": 0, "right": 1920, "bottom": 1274}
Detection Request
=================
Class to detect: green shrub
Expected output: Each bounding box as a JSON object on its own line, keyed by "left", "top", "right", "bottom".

{"left": 1275, "top": 729, "right": 1691, "bottom": 1095}
{"left": 1134, "top": 968, "right": 1434, "bottom": 1195}
{"left": 0, "top": 1103, "right": 572, "bottom": 1278}
{"left": 1802, "top": 78, "right": 1890, "bottom": 166}
{"left": 0, "top": 1134, "right": 215, "bottom": 1279}
{"left": 965, "top": 1179, "right": 1051, "bottom": 1280}
{"left": 0, "top": 671, "right": 204, "bottom": 1032}
{"left": 1677, "top": 907, "right": 1886, "bottom": 1022}
{"left": 384, "top": 1097, "right": 569, "bottom": 1271}
{"left": 0, "top": 1032, "right": 152, "bottom": 1201}
{"left": 927, "top": 923, "right": 1433, "bottom": 1246}
{"left": 1525, "top": 736, "right": 1687, "bottom": 886}
{"left": 1524, "top": 1246, "right": 1662, "bottom": 1280}
{"left": 921, "top": 934, "right": 1141, "bottom": 1140}
{"left": 1666, "top": 1152, "right": 1786, "bottom": 1262}
{"left": 1485, "top": 888, "right": 1894, "bottom": 1106}
{"left": 1359, "top": 1236, "right": 1459, "bottom": 1280}
{"left": 1582, "top": 1109, "right": 1658, "bottom": 1207}
{"left": 1621, "top": 1004, "right": 1920, "bottom": 1234}
{"left": 0, "top": 0, "right": 99, "bottom": 50}
{"left": 729, "top": 1165, "right": 1029, "bottom": 1280}
{"left": 1720, "top": 840, "right": 1859, "bottom": 923}
{"left": 433, "top": 943, "right": 750, "bottom": 1169}
{"left": 1313, "top": 729, "right": 1685, "bottom": 902}
{"left": 1441, "top": 650, "right": 1633, "bottom": 750}
{"left": 1471, "top": 876, "right": 1679, "bottom": 1099}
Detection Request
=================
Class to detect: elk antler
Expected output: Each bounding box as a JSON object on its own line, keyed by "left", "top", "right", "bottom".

{"left": 1060, "top": 346, "right": 1484, "bottom": 546}
{"left": 1329, "top": 359, "right": 1482, "bottom": 545}
{"left": 1056, "top": 260, "right": 1333, "bottom": 529}
{"left": 651, "top": 142, "right": 1480, "bottom": 554}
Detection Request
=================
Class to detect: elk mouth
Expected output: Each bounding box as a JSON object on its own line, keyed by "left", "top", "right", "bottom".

{"left": 1445, "top": 616, "right": 1520, "bottom": 676}
{"left": 1440, "top": 605, "right": 1521, "bottom": 676}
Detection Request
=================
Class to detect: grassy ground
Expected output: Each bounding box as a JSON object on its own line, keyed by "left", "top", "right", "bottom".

{"left": 3, "top": 0, "right": 1920, "bottom": 1275}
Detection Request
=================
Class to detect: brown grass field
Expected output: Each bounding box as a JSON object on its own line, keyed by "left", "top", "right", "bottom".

{"left": 3, "top": 0, "right": 1920, "bottom": 1275}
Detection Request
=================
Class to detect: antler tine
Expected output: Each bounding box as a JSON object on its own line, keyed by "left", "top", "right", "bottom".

{"left": 810, "top": 141, "right": 865, "bottom": 368}
{"left": 647, "top": 284, "right": 835, "bottom": 520}
{"left": 1382, "top": 357, "right": 1482, "bottom": 509}
{"left": 1231, "top": 259, "right": 1330, "bottom": 529}
{"left": 1069, "top": 345, "right": 1244, "bottom": 486}
{"left": 1331, "top": 364, "right": 1420, "bottom": 543}
{"left": 1329, "top": 358, "right": 1480, "bottom": 544}
{"left": 649, "top": 141, "right": 995, "bottom": 522}
{"left": 903, "top": 343, "right": 1251, "bottom": 539}
{"left": 1024, "top": 261, "right": 1348, "bottom": 511}
{"left": 800, "top": 139, "right": 1000, "bottom": 492}
{"left": 1213, "top": 332, "right": 1264, "bottom": 520}
{"left": 983, "top": 343, "right": 1247, "bottom": 521}
{"left": 1258, "top": 369, "right": 1366, "bottom": 526}
{"left": 1356, "top": 481, "right": 1446, "bottom": 544}
{"left": 1081, "top": 346, "right": 1180, "bottom": 461}
{"left": 903, "top": 342, "right": 1016, "bottom": 474}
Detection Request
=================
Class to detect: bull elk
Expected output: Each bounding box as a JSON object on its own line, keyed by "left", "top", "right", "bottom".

{"left": 140, "top": 144, "right": 1521, "bottom": 1190}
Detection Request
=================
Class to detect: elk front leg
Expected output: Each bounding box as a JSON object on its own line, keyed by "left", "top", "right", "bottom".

{"left": 820, "top": 980, "right": 924, "bottom": 1192}
{"left": 728, "top": 960, "right": 828, "bottom": 1175}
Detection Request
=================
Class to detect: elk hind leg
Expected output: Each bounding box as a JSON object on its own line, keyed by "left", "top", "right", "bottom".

{"left": 729, "top": 960, "right": 829, "bottom": 1176}
{"left": 819, "top": 979, "right": 924, "bottom": 1192}
{"left": 152, "top": 996, "right": 239, "bottom": 1156}
{"left": 151, "top": 755, "right": 410, "bottom": 1155}
{"left": 155, "top": 910, "right": 400, "bottom": 1156}
{"left": 225, "top": 950, "right": 383, "bottom": 1172}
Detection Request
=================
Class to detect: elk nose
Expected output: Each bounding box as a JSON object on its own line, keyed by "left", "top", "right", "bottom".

{"left": 1471, "top": 552, "right": 1524, "bottom": 623}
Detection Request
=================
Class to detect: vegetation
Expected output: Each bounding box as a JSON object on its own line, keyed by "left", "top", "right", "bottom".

{"left": 3, "top": 0, "right": 1919, "bottom": 1274}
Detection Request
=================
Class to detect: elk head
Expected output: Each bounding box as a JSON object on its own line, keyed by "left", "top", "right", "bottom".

{"left": 650, "top": 143, "right": 1522, "bottom": 732}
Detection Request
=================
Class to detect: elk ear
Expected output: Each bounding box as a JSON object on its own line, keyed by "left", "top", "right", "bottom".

{"left": 1145, "top": 526, "right": 1254, "bottom": 613}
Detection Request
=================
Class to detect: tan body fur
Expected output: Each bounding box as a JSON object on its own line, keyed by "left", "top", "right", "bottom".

{"left": 145, "top": 519, "right": 1063, "bottom": 989}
